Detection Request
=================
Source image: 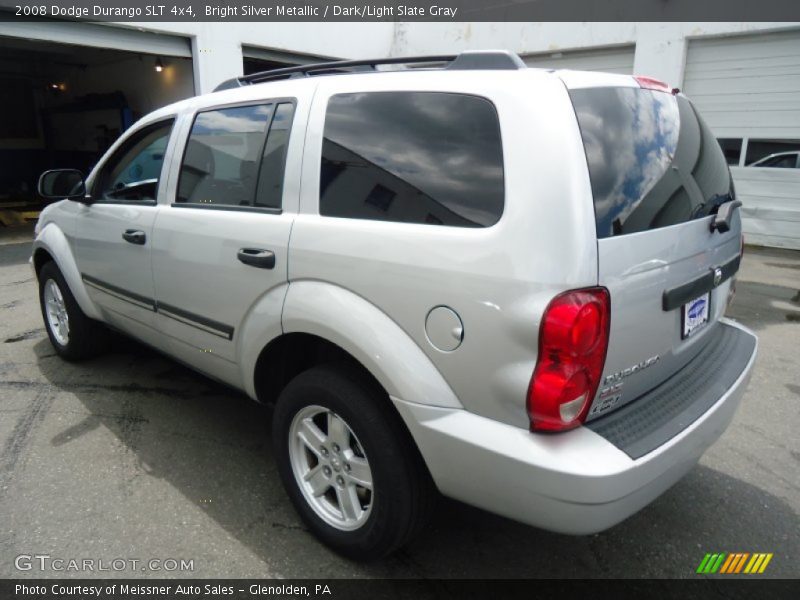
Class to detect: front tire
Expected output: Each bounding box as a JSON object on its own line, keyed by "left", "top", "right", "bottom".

{"left": 38, "top": 261, "right": 107, "bottom": 360}
{"left": 272, "top": 365, "right": 435, "bottom": 560}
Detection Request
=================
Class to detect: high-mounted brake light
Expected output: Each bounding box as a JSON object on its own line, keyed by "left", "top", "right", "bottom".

{"left": 527, "top": 288, "right": 610, "bottom": 432}
{"left": 634, "top": 75, "right": 673, "bottom": 94}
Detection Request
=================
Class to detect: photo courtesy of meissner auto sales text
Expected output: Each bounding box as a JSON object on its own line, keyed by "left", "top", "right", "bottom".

{"left": 0, "top": 0, "right": 798, "bottom": 598}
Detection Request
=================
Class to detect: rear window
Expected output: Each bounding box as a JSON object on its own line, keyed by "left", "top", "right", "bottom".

{"left": 569, "top": 87, "right": 733, "bottom": 239}
{"left": 319, "top": 92, "right": 504, "bottom": 228}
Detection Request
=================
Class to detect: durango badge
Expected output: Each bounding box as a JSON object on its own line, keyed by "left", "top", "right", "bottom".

{"left": 603, "top": 356, "right": 660, "bottom": 386}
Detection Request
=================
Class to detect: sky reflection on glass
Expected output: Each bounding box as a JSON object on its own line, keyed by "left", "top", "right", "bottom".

{"left": 323, "top": 92, "right": 504, "bottom": 226}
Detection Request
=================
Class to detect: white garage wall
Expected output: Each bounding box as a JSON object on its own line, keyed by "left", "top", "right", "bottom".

{"left": 4, "top": 20, "right": 799, "bottom": 248}
{"left": 390, "top": 22, "right": 800, "bottom": 88}
{"left": 122, "top": 22, "right": 395, "bottom": 93}
{"left": 392, "top": 22, "right": 800, "bottom": 250}
{"left": 0, "top": 21, "right": 395, "bottom": 94}
{"left": 733, "top": 168, "right": 800, "bottom": 250}
{"left": 683, "top": 30, "right": 800, "bottom": 250}
{"left": 522, "top": 45, "right": 634, "bottom": 73}
{"left": 0, "top": 21, "right": 192, "bottom": 57}
{"left": 5, "top": 22, "right": 797, "bottom": 94}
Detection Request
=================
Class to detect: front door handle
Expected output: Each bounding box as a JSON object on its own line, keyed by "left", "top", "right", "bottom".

{"left": 237, "top": 248, "right": 275, "bottom": 269}
{"left": 122, "top": 229, "right": 146, "bottom": 245}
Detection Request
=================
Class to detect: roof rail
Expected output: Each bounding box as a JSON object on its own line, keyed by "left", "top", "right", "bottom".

{"left": 213, "top": 50, "right": 526, "bottom": 92}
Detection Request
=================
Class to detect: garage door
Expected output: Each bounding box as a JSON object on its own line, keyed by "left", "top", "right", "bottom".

{"left": 684, "top": 30, "right": 800, "bottom": 250}
{"left": 684, "top": 30, "right": 800, "bottom": 139}
{"left": 0, "top": 21, "right": 191, "bottom": 58}
{"left": 522, "top": 46, "right": 634, "bottom": 74}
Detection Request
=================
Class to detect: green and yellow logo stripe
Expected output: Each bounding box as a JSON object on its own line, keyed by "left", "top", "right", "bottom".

{"left": 696, "top": 552, "right": 773, "bottom": 574}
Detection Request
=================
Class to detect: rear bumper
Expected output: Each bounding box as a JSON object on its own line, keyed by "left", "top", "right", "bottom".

{"left": 392, "top": 319, "right": 757, "bottom": 534}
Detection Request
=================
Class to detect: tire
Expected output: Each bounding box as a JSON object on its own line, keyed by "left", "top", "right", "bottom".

{"left": 38, "top": 261, "right": 107, "bottom": 361}
{"left": 272, "top": 365, "right": 436, "bottom": 560}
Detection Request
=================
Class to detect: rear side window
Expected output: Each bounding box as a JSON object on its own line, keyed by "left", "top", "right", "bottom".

{"left": 569, "top": 87, "right": 733, "bottom": 239}
{"left": 320, "top": 92, "right": 504, "bottom": 228}
{"left": 177, "top": 102, "right": 294, "bottom": 209}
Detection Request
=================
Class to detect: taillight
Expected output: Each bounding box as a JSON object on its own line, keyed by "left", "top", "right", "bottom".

{"left": 527, "top": 288, "right": 610, "bottom": 432}
{"left": 634, "top": 75, "right": 672, "bottom": 94}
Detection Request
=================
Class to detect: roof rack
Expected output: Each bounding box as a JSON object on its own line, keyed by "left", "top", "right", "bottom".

{"left": 214, "top": 50, "right": 526, "bottom": 92}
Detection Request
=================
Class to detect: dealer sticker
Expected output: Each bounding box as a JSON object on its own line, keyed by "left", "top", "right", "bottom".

{"left": 682, "top": 292, "right": 710, "bottom": 339}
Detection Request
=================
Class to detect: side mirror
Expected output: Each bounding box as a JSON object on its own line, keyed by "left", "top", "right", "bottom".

{"left": 38, "top": 169, "right": 90, "bottom": 203}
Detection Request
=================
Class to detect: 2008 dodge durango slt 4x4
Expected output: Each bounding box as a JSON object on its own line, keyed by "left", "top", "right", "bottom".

{"left": 32, "top": 51, "right": 757, "bottom": 559}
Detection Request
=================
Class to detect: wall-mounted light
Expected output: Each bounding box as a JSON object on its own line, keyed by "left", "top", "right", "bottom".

{"left": 49, "top": 82, "right": 66, "bottom": 92}
{"left": 155, "top": 57, "right": 164, "bottom": 73}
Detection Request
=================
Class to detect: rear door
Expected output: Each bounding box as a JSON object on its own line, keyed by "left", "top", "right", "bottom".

{"left": 150, "top": 100, "right": 299, "bottom": 384}
{"left": 567, "top": 81, "right": 742, "bottom": 418}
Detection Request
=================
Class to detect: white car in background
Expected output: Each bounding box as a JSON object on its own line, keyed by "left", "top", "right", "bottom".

{"left": 748, "top": 151, "right": 800, "bottom": 169}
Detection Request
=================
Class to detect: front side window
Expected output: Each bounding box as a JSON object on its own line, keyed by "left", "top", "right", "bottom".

{"left": 319, "top": 92, "right": 504, "bottom": 228}
{"left": 177, "top": 102, "right": 295, "bottom": 208}
{"left": 94, "top": 120, "right": 173, "bottom": 202}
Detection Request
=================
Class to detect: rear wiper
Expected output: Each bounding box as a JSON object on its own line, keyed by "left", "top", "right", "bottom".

{"left": 691, "top": 192, "right": 732, "bottom": 219}
{"left": 690, "top": 192, "right": 742, "bottom": 233}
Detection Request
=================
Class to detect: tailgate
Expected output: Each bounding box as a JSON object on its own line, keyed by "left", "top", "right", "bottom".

{"left": 567, "top": 81, "right": 743, "bottom": 419}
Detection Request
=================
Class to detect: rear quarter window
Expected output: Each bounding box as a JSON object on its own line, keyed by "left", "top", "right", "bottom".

{"left": 319, "top": 91, "right": 504, "bottom": 228}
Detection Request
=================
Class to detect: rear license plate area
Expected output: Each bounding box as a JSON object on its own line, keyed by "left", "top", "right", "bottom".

{"left": 682, "top": 292, "right": 710, "bottom": 339}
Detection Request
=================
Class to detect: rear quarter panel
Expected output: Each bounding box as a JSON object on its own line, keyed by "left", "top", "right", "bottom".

{"left": 287, "top": 70, "right": 598, "bottom": 427}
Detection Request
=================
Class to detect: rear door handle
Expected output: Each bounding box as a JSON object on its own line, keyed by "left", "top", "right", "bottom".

{"left": 237, "top": 248, "right": 275, "bottom": 269}
{"left": 122, "top": 229, "right": 146, "bottom": 245}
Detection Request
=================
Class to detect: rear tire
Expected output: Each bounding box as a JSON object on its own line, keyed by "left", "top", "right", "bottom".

{"left": 38, "top": 261, "right": 107, "bottom": 360}
{"left": 272, "top": 365, "right": 436, "bottom": 560}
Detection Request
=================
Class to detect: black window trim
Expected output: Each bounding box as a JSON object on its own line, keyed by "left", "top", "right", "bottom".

{"left": 318, "top": 90, "right": 506, "bottom": 229}
{"left": 90, "top": 116, "right": 177, "bottom": 206}
{"left": 172, "top": 97, "right": 297, "bottom": 215}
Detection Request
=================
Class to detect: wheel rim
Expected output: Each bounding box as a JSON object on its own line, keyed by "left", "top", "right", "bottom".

{"left": 288, "top": 405, "right": 374, "bottom": 531}
{"left": 44, "top": 279, "right": 70, "bottom": 346}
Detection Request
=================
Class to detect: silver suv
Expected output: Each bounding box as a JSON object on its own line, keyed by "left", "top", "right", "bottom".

{"left": 33, "top": 51, "right": 757, "bottom": 559}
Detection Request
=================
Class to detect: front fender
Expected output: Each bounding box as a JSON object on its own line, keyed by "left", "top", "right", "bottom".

{"left": 33, "top": 223, "right": 102, "bottom": 320}
{"left": 281, "top": 281, "right": 462, "bottom": 409}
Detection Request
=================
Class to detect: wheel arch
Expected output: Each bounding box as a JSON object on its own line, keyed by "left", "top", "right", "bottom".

{"left": 33, "top": 224, "right": 102, "bottom": 320}
{"left": 253, "top": 332, "right": 384, "bottom": 407}
{"left": 277, "top": 280, "right": 462, "bottom": 410}
{"left": 254, "top": 331, "right": 441, "bottom": 503}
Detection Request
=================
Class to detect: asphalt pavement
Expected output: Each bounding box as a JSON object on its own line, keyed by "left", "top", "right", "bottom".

{"left": 0, "top": 226, "right": 797, "bottom": 579}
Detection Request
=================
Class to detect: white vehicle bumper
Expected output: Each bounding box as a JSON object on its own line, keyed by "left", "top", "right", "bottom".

{"left": 392, "top": 319, "right": 757, "bottom": 534}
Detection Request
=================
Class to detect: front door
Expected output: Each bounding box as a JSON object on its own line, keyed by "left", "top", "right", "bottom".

{"left": 151, "top": 101, "right": 298, "bottom": 384}
{"left": 76, "top": 119, "right": 175, "bottom": 335}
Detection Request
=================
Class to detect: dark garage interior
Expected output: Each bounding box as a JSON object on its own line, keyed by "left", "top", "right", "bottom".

{"left": 0, "top": 36, "right": 194, "bottom": 220}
